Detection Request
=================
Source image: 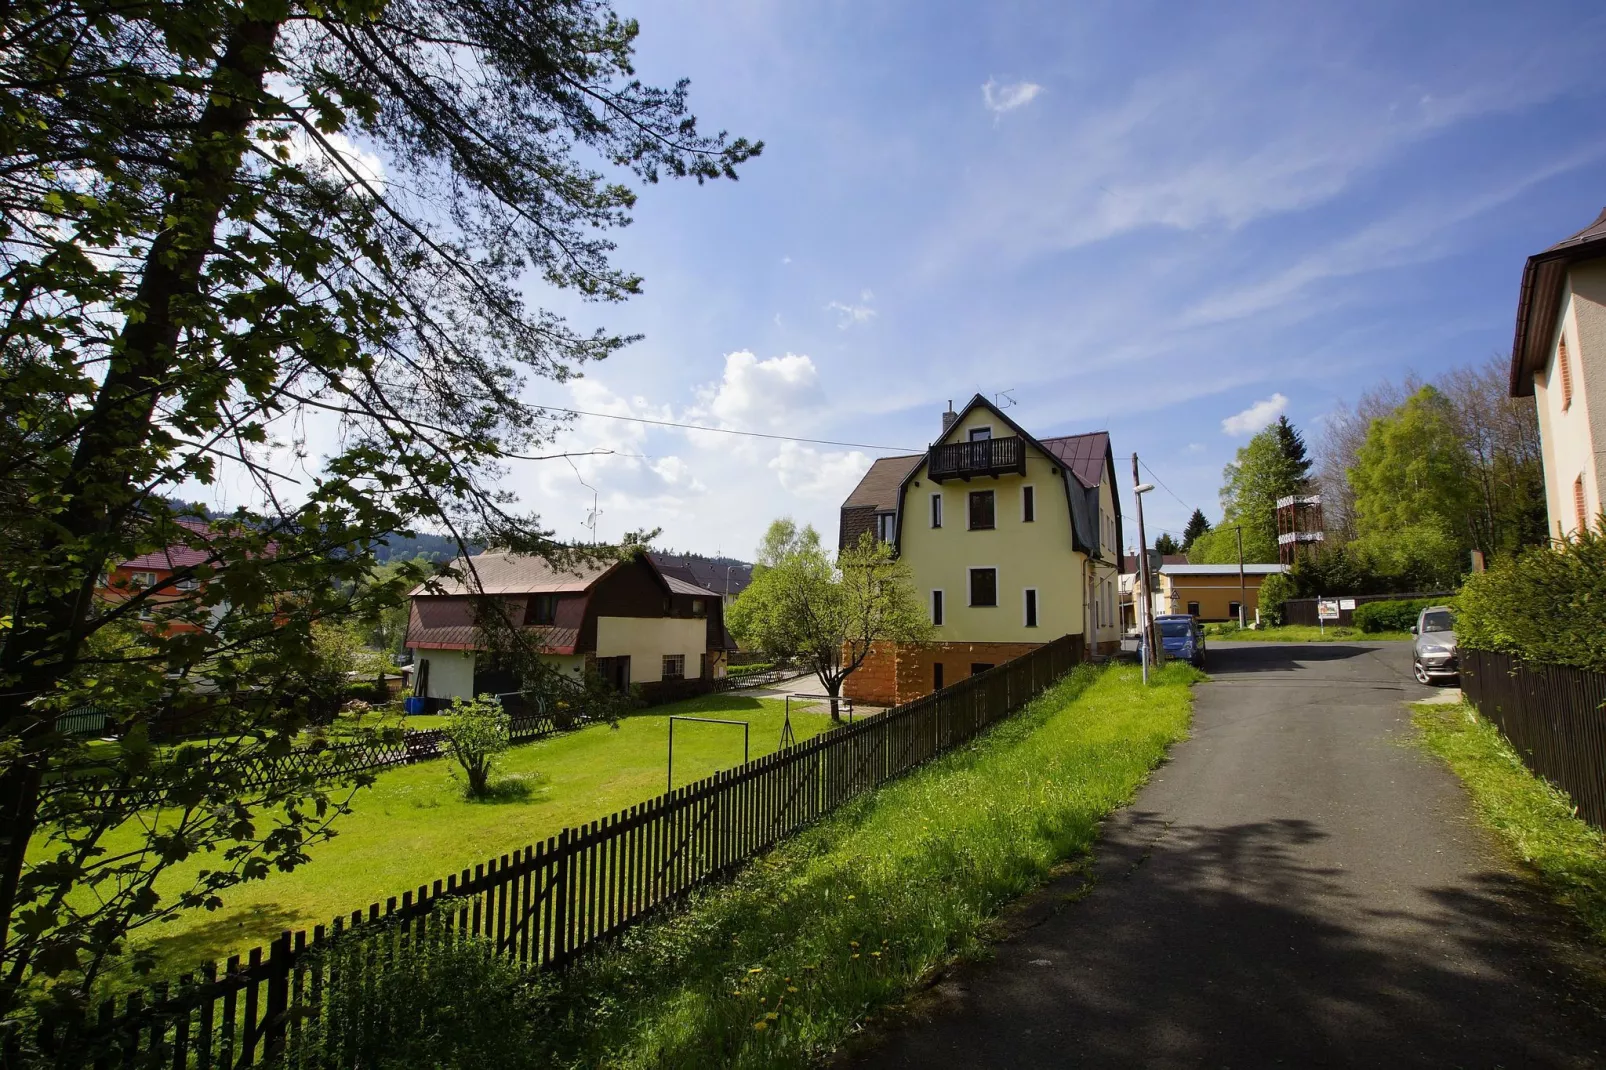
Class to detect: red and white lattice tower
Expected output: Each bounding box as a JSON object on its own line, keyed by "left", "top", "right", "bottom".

{"left": 1275, "top": 493, "right": 1324, "bottom": 566}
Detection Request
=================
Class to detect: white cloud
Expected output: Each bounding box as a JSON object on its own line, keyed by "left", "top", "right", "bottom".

{"left": 1186, "top": 442, "right": 1205, "bottom": 453}
{"left": 826, "top": 290, "right": 876, "bottom": 328}
{"left": 982, "top": 78, "right": 1043, "bottom": 115}
{"left": 699, "top": 350, "right": 824, "bottom": 431}
{"left": 768, "top": 443, "right": 872, "bottom": 500}
{"left": 1222, "top": 393, "right": 1288, "bottom": 436}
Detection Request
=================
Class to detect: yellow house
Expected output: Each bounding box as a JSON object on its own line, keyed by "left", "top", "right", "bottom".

{"left": 1156, "top": 563, "right": 1287, "bottom": 624}
{"left": 838, "top": 396, "right": 1124, "bottom": 705}
{"left": 1510, "top": 207, "right": 1606, "bottom": 539}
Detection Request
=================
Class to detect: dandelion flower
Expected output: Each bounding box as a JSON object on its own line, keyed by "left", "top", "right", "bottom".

{"left": 754, "top": 1021, "right": 768, "bottom": 1032}
{"left": 787, "top": 986, "right": 799, "bottom": 993}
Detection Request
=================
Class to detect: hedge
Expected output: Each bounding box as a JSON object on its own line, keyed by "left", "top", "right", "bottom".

{"left": 724, "top": 662, "right": 776, "bottom": 677}
{"left": 1352, "top": 598, "right": 1443, "bottom": 634}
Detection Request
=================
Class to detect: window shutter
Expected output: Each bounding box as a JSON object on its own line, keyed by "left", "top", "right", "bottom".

{"left": 1561, "top": 336, "right": 1575, "bottom": 410}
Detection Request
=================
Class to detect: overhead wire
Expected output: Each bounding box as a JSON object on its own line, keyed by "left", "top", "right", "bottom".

{"left": 531, "top": 406, "right": 921, "bottom": 454}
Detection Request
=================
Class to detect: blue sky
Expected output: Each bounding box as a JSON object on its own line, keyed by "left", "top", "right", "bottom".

{"left": 327, "top": 1, "right": 1606, "bottom": 556}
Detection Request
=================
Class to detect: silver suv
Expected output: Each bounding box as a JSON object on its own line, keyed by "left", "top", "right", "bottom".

{"left": 1410, "top": 605, "right": 1457, "bottom": 685}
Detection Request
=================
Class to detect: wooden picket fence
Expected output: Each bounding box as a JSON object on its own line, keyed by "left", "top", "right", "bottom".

{"left": 27, "top": 635, "right": 1080, "bottom": 1067}
{"left": 1459, "top": 646, "right": 1606, "bottom": 830}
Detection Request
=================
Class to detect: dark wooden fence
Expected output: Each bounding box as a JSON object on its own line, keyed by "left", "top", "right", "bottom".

{"left": 1281, "top": 590, "right": 1455, "bottom": 628}
{"left": 1459, "top": 647, "right": 1606, "bottom": 830}
{"left": 30, "top": 635, "right": 1080, "bottom": 1067}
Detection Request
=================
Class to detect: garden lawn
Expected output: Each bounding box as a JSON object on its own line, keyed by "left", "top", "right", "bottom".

{"left": 54, "top": 693, "right": 844, "bottom": 983}
{"left": 1414, "top": 700, "right": 1606, "bottom": 944}
{"left": 1211, "top": 624, "right": 1411, "bottom": 643}
{"left": 524, "top": 661, "right": 1199, "bottom": 1069}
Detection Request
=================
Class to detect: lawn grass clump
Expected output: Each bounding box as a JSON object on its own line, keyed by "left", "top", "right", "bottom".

{"left": 1414, "top": 701, "right": 1606, "bottom": 942}
{"left": 526, "top": 661, "right": 1199, "bottom": 1069}
{"left": 1213, "top": 624, "right": 1410, "bottom": 643}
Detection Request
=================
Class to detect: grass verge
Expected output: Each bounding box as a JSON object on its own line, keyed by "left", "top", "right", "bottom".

{"left": 1211, "top": 624, "right": 1410, "bottom": 643}
{"left": 1413, "top": 700, "right": 1606, "bottom": 943}
{"left": 520, "top": 661, "right": 1198, "bottom": 1069}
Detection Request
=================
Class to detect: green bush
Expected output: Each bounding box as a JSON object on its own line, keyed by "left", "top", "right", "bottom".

{"left": 1256, "top": 572, "right": 1292, "bottom": 625}
{"left": 726, "top": 662, "right": 775, "bottom": 677}
{"left": 444, "top": 694, "right": 511, "bottom": 797}
{"left": 288, "top": 905, "right": 551, "bottom": 1069}
{"left": 1352, "top": 598, "right": 1442, "bottom": 634}
{"left": 1458, "top": 525, "right": 1606, "bottom": 671}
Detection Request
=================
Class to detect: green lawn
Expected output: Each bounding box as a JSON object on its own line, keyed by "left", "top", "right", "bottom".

{"left": 1414, "top": 700, "right": 1606, "bottom": 944}
{"left": 1209, "top": 624, "right": 1411, "bottom": 643}
{"left": 517, "top": 662, "right": 1200, "bottom": 1069}
{"left": 58, "top": 693, "right": 846, "bottom": 982}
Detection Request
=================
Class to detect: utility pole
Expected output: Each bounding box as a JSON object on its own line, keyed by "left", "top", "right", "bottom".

{"left": 1235, "top": 525, "right": 1247, "bottom": 629}
{"left": 1132, "top": 455, "right": 1159, "bottom": 683}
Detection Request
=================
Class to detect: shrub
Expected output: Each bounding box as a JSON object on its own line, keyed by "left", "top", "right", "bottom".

{"left": 1256, "top": 572, "right": 1293, "bottom": 625}
{"left": 444, "top": 694, "right": 511, "bottom": 797}
{"left": 1352, "top": 598, "right": 1442, "bottom": 634}
{"left": 1458, "top": 526, "right": 1606, "bottom": 671}
{"left": 287, "top": 905, "right": 550, "bottom": 1069}
{"left": 725, "top": 662, "right": 775, "bottom": 677}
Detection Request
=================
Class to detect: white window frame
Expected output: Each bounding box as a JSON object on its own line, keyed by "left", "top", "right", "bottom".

{"left": 968, "top": 566, "right": 999, "bottom": 608}
{"left": 1024, "top": 587, "right": 1039, "bottom": 628}
{"left": 875, "top": 511, "right": 896, "bottom": 542}
{"left": 967, "top": 425, "right": 993, "bottom": 442}
{"left": 662, "top": 653, "right": 686, "bottom": 681}
{"left": 130, "top": 571, "right": 157, "bottom": 588}
{"left": 930, "top": 492, "right": 943, "bottom": 528}
{"left": 1021, "top": 484, "right": 1036, "bottom": 523}
{"left": 931, "top": 589, "right": 945, "bottom": 627}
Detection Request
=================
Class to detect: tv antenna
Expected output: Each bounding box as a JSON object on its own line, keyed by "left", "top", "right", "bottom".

{"left": 994, "top": 389, "right": 1018, "bottom": 409}
{"left": 565, "top": 456, "right": 603, "bottom": 543}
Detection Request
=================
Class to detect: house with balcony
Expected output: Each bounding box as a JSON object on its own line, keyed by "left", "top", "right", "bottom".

{"left": 404, "top": 550, "right": 735, "bottom": 707}
{"left": 837, "top": 395, "right": 1124, "bottom": 705}
{"left": 98, "top": 517, "right": 222, "bottom": 634}
{"left": 1510, "top": 207, "right": 1606, "bottom": 539}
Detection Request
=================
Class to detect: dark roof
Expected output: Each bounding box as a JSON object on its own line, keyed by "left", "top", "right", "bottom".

{"left": 843, "top": 454, "right": 921, "bottom": 512}
{"left": 648, "top": 552, "right": 753, "bottom": 598}
{"left": 1510, "top": 207, "right": 1606, "bottom": 397}
{"left": 1039, "top": 432, "right": 1113, "bottom": 490}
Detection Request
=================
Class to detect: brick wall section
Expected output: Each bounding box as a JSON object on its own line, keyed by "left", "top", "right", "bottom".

{"left": 843, "top": 637, "right": 1087, "bottom": 706}
{"left": 839, "top": 505, "right": 877, "bottom": 552}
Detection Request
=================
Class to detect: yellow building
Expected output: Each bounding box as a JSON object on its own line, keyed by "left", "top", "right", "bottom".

{"left": 1156, "top": 563, "right": 1287, "bottom": 624}
{"left": 838, "top": 396, "right": 1124, "bottom": 705}
{"left": 1510, "top": 207, "right": 1606, "bottom": 539}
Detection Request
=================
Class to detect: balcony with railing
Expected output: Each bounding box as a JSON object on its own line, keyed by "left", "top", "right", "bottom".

{"left": 927, "top": 435, "right": 1027, "bottom": 482}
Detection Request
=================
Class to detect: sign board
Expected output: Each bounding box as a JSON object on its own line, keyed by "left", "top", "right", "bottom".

{"left": 1338, "top": 598, "right": 1357, "bottom": 611}
{"left": 1317, "top": 599, "right": 1341, "bottom": 621}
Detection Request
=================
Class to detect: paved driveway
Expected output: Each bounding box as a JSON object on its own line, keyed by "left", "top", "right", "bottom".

{"left": 847, "top": 641, "right": 1606, "bottom": 1068}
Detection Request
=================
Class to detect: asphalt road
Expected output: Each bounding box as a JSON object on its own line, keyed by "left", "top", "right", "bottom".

{"left": 846, "top": 641, "right": 1606, "bottom": 1068}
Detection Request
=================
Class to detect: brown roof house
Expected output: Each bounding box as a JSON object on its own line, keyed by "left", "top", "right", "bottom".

{"left": 1510, "top": 207, "right": 1606, "bottom": 539}
{"left": 837, "top": 395, "right": 1125, "bottom": 705}
{"left": 405, "top": 551, "right": 734, "bottom": 706}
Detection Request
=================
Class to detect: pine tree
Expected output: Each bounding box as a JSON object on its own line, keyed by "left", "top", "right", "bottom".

{"left": 1154, "top": 533, "right": 1181, "bottom": 555}
{"left": 1181, "top": 509, "right": 1211, "bottom": 551}
{"left": 1274, "top": 416, "right": 1313, "bottom": 493}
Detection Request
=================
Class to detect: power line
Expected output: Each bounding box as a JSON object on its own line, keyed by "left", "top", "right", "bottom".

{"left": 1138, "top": 458, "right": 1197, "bottom": 513}
{"left": 536, "top": 406, "right": 920, "bottom": 453}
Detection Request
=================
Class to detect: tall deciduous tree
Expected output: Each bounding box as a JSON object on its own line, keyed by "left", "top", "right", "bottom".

{"left": 1348, "top": 386, "right": 1476, "bottom": 545}
{"left": 0, "top": 0, "right": 756, "bottom": 1029}
{"left": 728, "top": 531, "right": 929, "bottom": 720}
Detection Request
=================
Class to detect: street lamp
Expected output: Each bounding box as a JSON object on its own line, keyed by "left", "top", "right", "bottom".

{"left": 1132, "top": 473, "right": 1159, "bottom": 685}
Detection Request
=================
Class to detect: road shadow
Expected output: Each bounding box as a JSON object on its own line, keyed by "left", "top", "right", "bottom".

{"left": 851, "top": 813, "right": 1606, "bottom": 1068}
{"left": 1205, "top": 641, "right": 1395, "bottom": 675}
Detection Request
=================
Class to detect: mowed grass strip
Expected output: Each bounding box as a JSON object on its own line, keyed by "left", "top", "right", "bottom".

{"left": 57, "top": 693, "right": 843, "bottom": 981}
{"left": 528, "top": 662, "right": 1198, "bottom": 1070}
{"left": 1414, "top": 700, "right": 1606, "bottom": 942}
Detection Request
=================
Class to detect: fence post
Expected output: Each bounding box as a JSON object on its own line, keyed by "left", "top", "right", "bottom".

{"left": 263, "top": 930, "right": 291, "bottom": 1059}
{"left": 552, "top": 827, "right": 572, "bottom": 965}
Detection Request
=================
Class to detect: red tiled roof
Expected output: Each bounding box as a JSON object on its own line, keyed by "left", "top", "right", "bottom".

{"left": 118, "top": 517, "right": 219, "bottom": 571}
{"left": 1038, "top": 432, "right": 1112, "bottom": 490}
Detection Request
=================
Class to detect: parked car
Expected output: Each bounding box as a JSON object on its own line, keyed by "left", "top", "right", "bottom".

{"left": 1410, "top": 605, "right": 1458, "bottom": 685}
{"left": 1155, "top": 614, "right": 1207, "bottom": 668}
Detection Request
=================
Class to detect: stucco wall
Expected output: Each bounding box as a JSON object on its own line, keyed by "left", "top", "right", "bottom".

{"left": 899, "top": 408, "right": 1087, "bottom": 645}
{"left": 1159, "top": 573, "right": 1270, "bottom": 622}
{"left": 415, "top": 648, "right": 475, "bottom": 700}
{"left": 595, "top": 616, "right": 710, "bottom": 683}
{"left": 1535, "top": 265, "right": 1606, "bottom": 538}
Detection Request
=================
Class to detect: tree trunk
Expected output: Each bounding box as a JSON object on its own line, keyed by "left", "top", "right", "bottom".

{"left": 0, "top": 17, "right": 281, "bottom": 1007}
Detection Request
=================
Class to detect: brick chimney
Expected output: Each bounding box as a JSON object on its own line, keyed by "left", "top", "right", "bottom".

{"left": 941, "top": 400, "right": 958, "bottom": 434}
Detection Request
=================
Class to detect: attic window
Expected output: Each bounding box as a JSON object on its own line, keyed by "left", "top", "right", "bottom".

{"left": 875, "top": 512, "right": 896, "bottom": 542}
{"left": 530, "top": 593, "right": 558, "bottom": 625}
{"left": 692, "top": 598, "right": 706, "bottom": 617}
